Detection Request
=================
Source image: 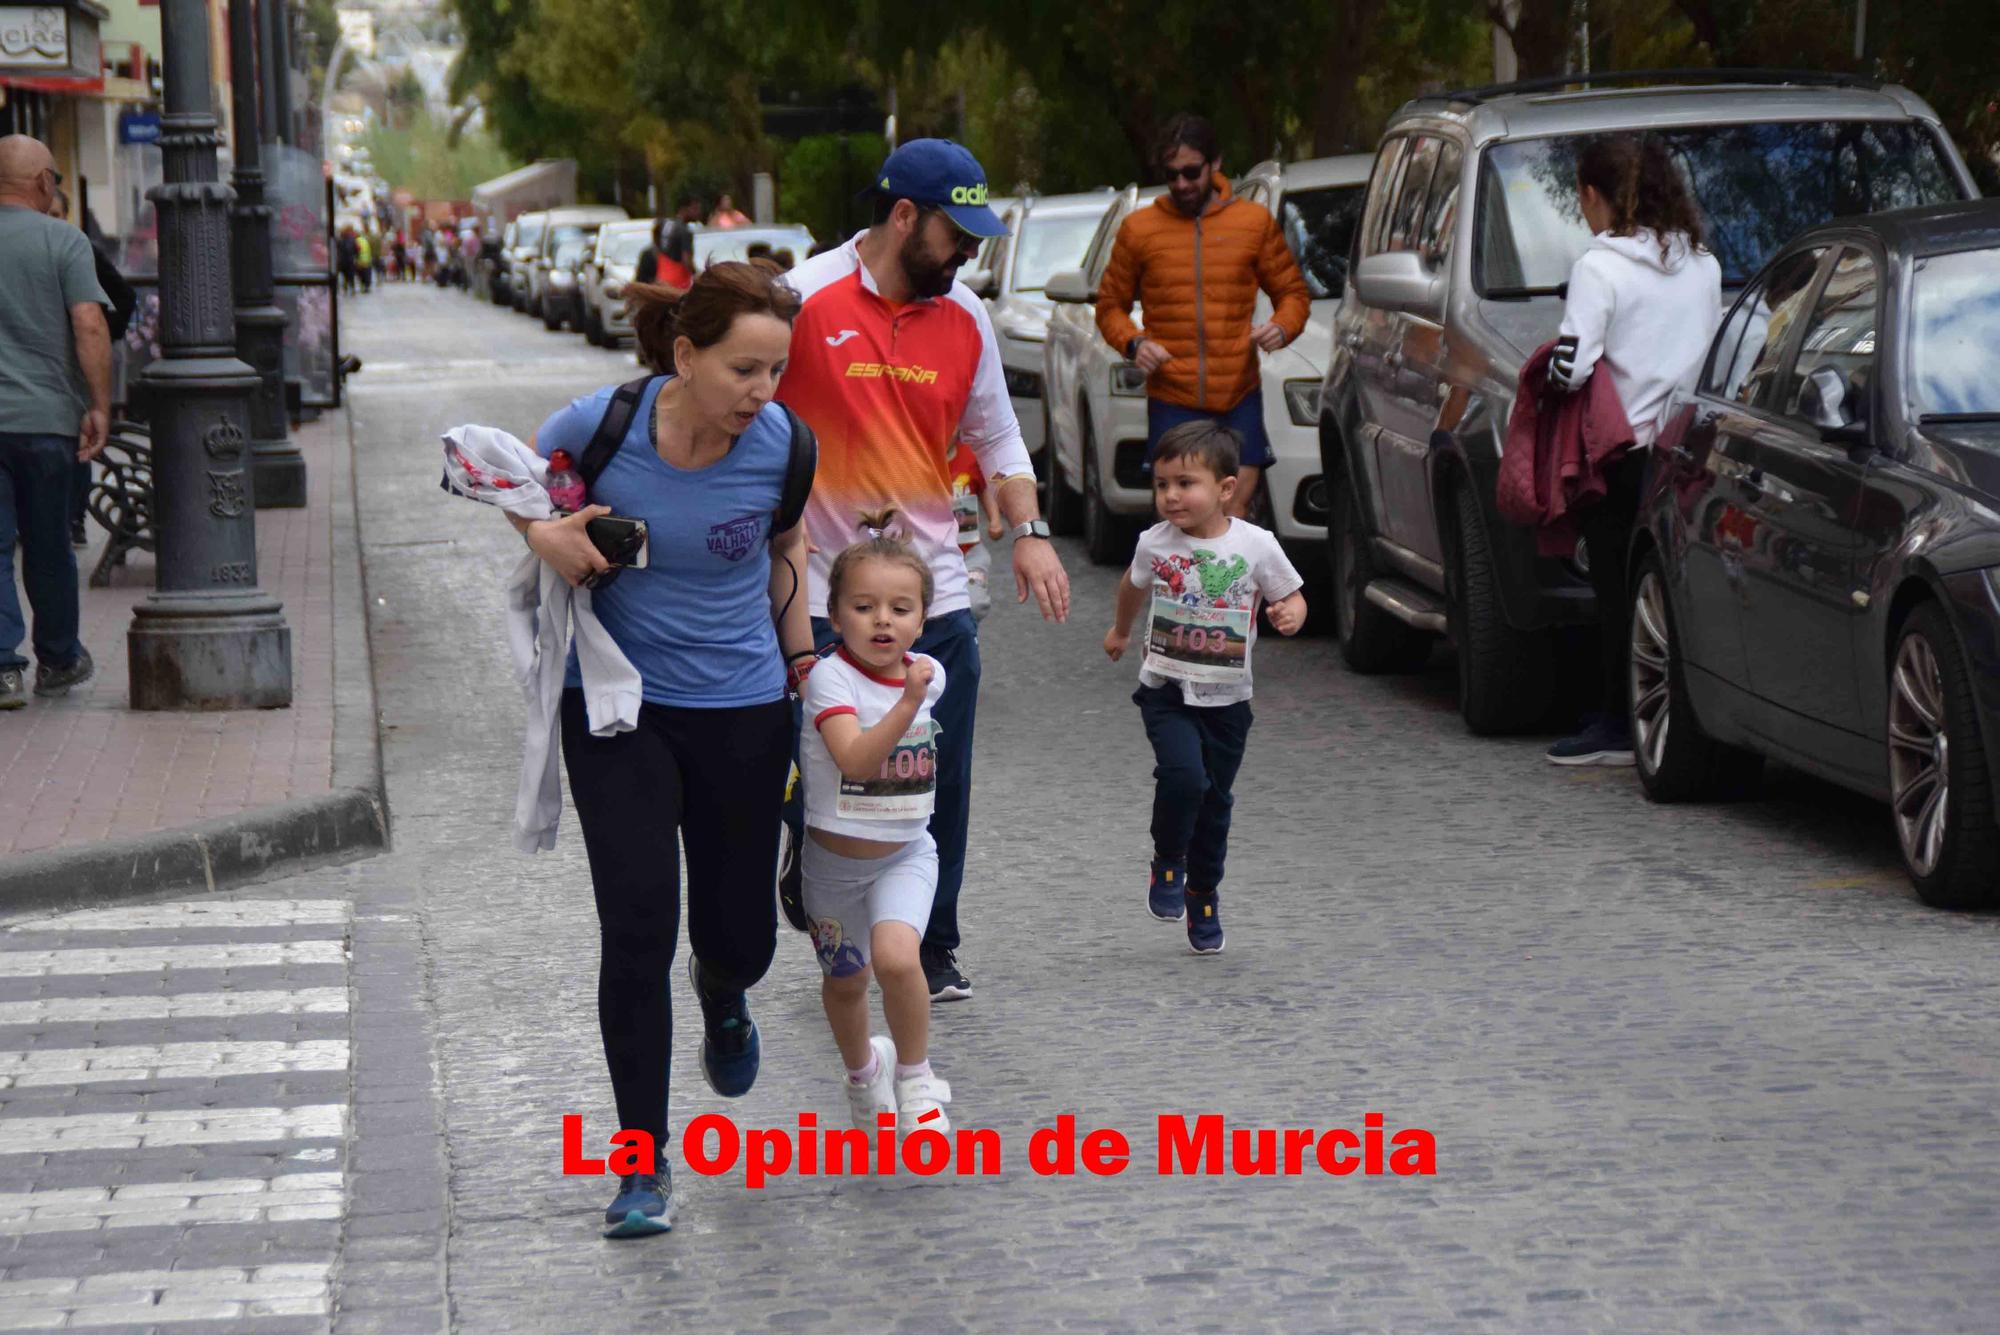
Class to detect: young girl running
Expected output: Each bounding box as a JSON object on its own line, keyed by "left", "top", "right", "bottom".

{"left": 799, "top": 527, "right": 955, "bottom": 1133}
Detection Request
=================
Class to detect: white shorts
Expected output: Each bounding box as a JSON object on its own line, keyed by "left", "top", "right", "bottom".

{"left": 802, "top": 832, "right": 937, "bottom": 978}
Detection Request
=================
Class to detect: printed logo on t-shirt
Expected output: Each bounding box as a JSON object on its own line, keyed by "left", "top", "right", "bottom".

{"left": 706, "top": 514, "right": 763, "bottom": 561}
{"left": 835, "top": 717, "right": 940, "bottom": 820}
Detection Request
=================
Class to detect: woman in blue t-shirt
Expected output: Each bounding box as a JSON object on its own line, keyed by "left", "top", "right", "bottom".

{"left": 508, "top": 262, "right": 818, "bottom": 1237}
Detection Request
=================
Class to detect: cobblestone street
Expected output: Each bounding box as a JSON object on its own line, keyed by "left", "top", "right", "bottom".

{"left": 7, "top": 281, "right": 2000, "bottom": 1332}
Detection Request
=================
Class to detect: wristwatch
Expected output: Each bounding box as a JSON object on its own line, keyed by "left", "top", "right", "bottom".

{"left": 1010, "top": 520, "right": 1052, "bottom": 542}
{"left": 1124, "top": 336, "right": 1144, "bottom": 360}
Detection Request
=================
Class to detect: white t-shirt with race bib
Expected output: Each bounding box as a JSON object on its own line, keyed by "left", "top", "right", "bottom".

{"left": 802, "top": 647, "right": 948, "bottom": 841}
{"left": 1127, "top": 518, "right": 1303, "bottom": 707}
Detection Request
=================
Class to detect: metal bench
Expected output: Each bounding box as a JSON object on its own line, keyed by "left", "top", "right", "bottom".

{"left": 86, "top": 421, "right": 155, "bottom": 588}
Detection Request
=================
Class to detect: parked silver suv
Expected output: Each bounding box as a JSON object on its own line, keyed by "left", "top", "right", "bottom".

{"left": 1319, "top": 73, "right": 1976, "bottom": 733}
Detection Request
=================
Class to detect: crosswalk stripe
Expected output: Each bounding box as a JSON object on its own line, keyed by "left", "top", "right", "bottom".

{"left": 0, "top": 1173, "right": 343, "bottom": 1236}
{"left": 0, "top": 1106, "right": 345, "bottom": 1155}
{"left": 4, "top": 900, "right": 351, "bottom": 933}
{"left": 0, "top": 941, "right": 346, "bottom": 978}
{"left": 0, "top": 1263, "right": 330, "bottom": 1326}
{"left": 0, "top": 988, "right": 348, "bottom": 1026}
{"left": 0, "top": 1040, "right": 348, "bottom": 1089}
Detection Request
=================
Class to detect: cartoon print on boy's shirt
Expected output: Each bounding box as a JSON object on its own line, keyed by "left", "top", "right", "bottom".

{"left": 1145, "top": 548, "right": 1257, "bottom": 682}
{"left": 811, "top": 917, "right": 868, "bottom": 977}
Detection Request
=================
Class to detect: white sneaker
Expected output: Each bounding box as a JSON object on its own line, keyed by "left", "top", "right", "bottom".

{"left": 843, "top": 1035, "right": 897, "bottom": 1131}
{"left": 895, "top": 1068, "right": 952, "bottom": 1136}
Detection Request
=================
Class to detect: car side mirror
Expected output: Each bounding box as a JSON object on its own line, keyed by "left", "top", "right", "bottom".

{"left": 1353, "top": 251, "right": 1445, "bottom": 321}
{"left": 1044, "top": 269, "right": 1094, "bottom": 305}
{"left": 960, "top": 268, "right": 996, "bottom": 299}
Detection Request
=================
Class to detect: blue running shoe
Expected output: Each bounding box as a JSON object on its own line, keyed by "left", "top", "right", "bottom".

{"left": 1148, "top": 858, "right": 1186, "bottom": 922}
{"left": 688, "top": 955, "right": 760, "bottom": 1098}
{"left": 602, "top": 1169, "right": 672, "bottom": 1238}
{"left": 1185, "top": 888, "right": 1224, "bottom": 954}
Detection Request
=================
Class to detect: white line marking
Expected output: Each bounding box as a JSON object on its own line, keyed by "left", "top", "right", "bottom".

{"left": 0, "top": 941, "right": 345, "bottom": 978}
{"left": 0, "top": 1174, "right": 343, "bottom": 1237}
{"left": 0, "top": 1039, "right": 348, "bottom": 1088}
{"left": 0, "top": 989, "right": 348, "bottom": 1026}
{"left": 5, "top": 901, "right": 351, "bottom": 933}
{"left": 0, "top": 1263, "right": 331, "bottom": 1327}
{"left": 0, "top": 1106, "right": 344, "bottom": 1155}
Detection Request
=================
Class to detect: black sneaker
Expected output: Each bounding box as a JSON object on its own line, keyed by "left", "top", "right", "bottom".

{"left": 70, "top": 520, "right": 87, "bottom": 546}
{"left": 1148, "top": 857, "right": 1187, "bottom": 921}
{"left": 921, "top": 944, "right": 971, "bottom": 1002}
{"left": 1186, "top": 888, "right": 1224, "bottom": 955}
{"left": 687, "top": 955, "right": 759, "bottom": 1098}
{"left": 0, "top": 667, "right": 25, "bottom": 711}
{"left": 602, "top": 1166, "right": 672, "bottom": 1238}
{"left": 33, "top": 648, "right": 94, "bottom": 698}
{"left": 1545, "top": 713, "right": 1635, "bottom": 767}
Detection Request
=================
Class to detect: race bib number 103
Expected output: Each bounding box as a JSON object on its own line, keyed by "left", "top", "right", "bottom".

{"left": 1144, "top": 593, "right": 1251, "bottom": 684}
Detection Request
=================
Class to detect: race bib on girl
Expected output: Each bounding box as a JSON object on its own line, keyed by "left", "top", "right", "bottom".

{"left": 835, "top": 718, "right": 940, "bottom": 820}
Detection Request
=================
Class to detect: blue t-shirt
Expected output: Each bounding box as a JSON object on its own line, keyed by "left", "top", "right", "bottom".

{"left": 535, "top": 379, "right": 789, "bottom": 708}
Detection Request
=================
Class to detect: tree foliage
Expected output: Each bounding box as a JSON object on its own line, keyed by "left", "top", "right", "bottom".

{"left": 441, "top": 0, "right": 1998, "bottom": 214}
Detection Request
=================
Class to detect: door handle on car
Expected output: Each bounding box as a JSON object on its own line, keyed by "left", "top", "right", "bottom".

{"left": 1340, "top": 332, "right": 1363, "bottom": 351}
{"left": 1385, "top": 350, "right": 1405, "bottom": 371}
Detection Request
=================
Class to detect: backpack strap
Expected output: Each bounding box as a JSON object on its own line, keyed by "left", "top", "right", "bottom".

{"left": 775, "top": 403, "right": 818, "bottom": 535}
{"left": 576, "top": 376, "right": 658, "bottom": 489}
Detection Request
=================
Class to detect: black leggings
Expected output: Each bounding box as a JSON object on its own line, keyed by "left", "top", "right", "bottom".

{"left": 559, "top": 690, "right": 791, "bottom": 1149}
{"left": 1581, "top": 449, "right": 1651, "bottom": 716}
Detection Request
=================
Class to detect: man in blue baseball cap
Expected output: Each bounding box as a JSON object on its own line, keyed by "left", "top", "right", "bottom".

{"left": 780, "top": 138, "right": 1070, "bottom": 1005}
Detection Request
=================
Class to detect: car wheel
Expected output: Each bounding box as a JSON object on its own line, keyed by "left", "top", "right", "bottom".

{"left": 1888, "top": 602, "right": 2000, "bottom": 909}
{"left": 583, "top": 306, "right": 604, "bottom": 346}
{"left": 1629, "top": 553, "right": 1762, "bottom": 802}
{"left": 1047, "top": 403, "right": 1084, "bottom": 536}
{"left": 1448, "top": 488, "right": 1554, "bottom": 735}
{"left": 542, "top": 297, "right": 563, "bottom": 331}
{"left": 1328, "top": 468, "right": 1430, "bottom": 672}
{"left": 1082, "top": 415, "right": 1133, "bottom": 566}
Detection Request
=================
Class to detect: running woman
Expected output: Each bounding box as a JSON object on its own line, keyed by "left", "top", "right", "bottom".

{"left": 780, "top": 138, "right": 1071, "bottom": 1002}
{"left": 513, "top": 262, "right": 816, "bottom": 1238}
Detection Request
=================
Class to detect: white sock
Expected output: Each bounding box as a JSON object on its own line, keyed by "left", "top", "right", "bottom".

{"left": 895, "top": 1059, "right": 932, "bottom": 1081}
{"left": 845, "top": 1052, "right": 880, "bottom": 1085}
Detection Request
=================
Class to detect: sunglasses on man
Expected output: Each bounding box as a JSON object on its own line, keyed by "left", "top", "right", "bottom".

{"left": 1167, "top": 163, "right": 1211, "bottom": 183}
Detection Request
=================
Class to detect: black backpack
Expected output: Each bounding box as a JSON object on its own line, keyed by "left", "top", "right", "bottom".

{"left": 576, "top": 375, "right": 816, "bottom": 536}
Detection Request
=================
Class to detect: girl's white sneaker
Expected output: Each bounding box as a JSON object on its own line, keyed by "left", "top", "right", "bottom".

{"left": 844, "top": 1035, "right": 898, "bottom": 1131}
{"left": 895, "top": 1069, "right": 952, "bottom": 1136}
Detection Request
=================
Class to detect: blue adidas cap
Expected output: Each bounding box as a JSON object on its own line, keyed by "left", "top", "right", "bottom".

{"left": 867, "top": 139, "right": 1008, "bottom": 238}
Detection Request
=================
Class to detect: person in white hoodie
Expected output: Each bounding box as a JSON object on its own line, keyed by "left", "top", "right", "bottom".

{"left": 506, "top": 262, "right": 820, "bottom": 1238}
{"left": 1545, "top": 134, "right": 1721, "bottom": 767}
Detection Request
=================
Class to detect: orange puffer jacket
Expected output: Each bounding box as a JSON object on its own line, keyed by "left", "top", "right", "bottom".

{"left": 1095, "top": 176, "right": 1311, "bottom": 413}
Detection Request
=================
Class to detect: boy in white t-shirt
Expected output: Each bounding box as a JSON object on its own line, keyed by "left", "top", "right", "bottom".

{"left": 800, "top": 531, "right": 954, "bottom": 1133}
{"left": 1104, "top": 422, "right": 1307, "bottom": 954}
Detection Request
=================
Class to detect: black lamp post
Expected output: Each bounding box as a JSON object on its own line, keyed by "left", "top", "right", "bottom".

{"left": 129, "top": 0, "right": 292, "bottom": 710}
{"left": 229, "top": 0, "right": 305, "bottom": 508}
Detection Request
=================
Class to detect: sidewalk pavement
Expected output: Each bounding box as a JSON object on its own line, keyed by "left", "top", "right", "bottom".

{"left": 0, "top": 410, "right": 388, "bottom": 912}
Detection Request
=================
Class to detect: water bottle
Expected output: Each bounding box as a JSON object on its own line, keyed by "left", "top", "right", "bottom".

{"left": 545, "top": 449, "right": 586, "bottom": 514}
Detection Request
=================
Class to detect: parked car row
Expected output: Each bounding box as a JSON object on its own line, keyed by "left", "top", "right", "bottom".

{"left": 1305, "top": 71, "right": 1992, "bottom": 904}
{"left": 481, "top": 208, "right": 816, "bottom": 354}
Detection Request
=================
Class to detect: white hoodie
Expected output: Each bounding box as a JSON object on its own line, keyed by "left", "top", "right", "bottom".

{"left": 440, "top": 425, "right": 642, "bottom": 854}
{"left": 1553, "top": 229, "right": 1723, "bottom": 446}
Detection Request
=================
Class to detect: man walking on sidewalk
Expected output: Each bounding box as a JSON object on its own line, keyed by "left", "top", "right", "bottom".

{"left": 0, "top": 135, "right": 106, "bottom": 709}
{"left": 1096, "top": 114, "right": 1310, "bottom": 518}
{"left": 780, "top": 139, "right": 1072, "bottom": 1001}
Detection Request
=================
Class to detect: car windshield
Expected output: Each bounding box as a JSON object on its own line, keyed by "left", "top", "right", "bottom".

{"left": 553, "top": 240, "right": 586, "bottom": 268}
{"left": 1912, "top": 247, "right": 2000, "bottom": 418}
{"left": 516, "top": 218, "right": 545, "bottom": 250}
{"left": 546, "top": 225, "right": 588, "bottom": 254}
{"left": 1476, "top": 121, "right": 1962, "bottom": 292}
{"left": 1012, "top": 212, "right": 1103, "bottom": 293}
{"left": 1281, "top": 184, "right": 1367, "bottom": 299}
{"left": 602, "top": 230, "right": 650, "bottom": 265}
{"left": 694, "top": 228, "right": 813, "bottom": 267}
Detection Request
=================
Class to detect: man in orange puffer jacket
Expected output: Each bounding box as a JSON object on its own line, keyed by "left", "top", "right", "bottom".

{"left": 1096, "top": 114, "right": 1311, "bottom": 517}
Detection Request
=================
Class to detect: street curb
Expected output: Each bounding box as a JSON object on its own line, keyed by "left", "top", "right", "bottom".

{"left": 0, "top": 405, "right": 392, "bottom": 913}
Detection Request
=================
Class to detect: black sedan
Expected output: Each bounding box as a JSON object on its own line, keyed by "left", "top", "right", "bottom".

{"left": 1630, "top": 199, "right": 2000, "bottom": 908}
